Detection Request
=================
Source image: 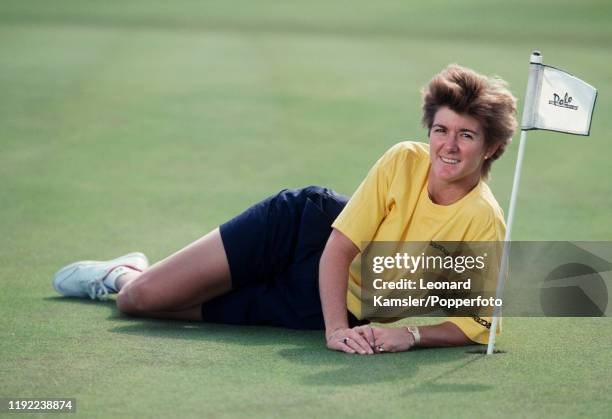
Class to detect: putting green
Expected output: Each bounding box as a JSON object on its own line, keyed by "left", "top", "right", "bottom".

{"left": 1, "top": 1, "right": 611, "bottom": 417}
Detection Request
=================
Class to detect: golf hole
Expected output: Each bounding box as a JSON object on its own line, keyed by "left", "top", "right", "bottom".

{"left": 466, "top": 349, "right": 507, "bottom": 354}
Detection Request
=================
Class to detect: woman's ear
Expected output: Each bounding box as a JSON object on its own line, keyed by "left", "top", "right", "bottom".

{"left": 485, "top": 143, "right": 501, "bottom": 159}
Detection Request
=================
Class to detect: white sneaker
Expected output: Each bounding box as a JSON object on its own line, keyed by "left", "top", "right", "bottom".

{"left": 53, "top": 252, "right": 149, "bottom": 300}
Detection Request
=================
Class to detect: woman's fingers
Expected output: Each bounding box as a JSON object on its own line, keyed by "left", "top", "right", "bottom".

{"left": 326, "top": 327, "right": 374, "bottom": 354}
{"left": 327, "top": 335, "right": 356, "bottom": 354}
{"left": 346, "top": 329, "right": 374, "bottom": 354}
{"left": 335, "top": 341, "right": 356, "bottom": 354}
{"left": 341, "top": 337, "right": 371, "bottom": 355}
{"left": 354, "top": 325, "right": 376, "bottom": 348}
{"left": 370, "top": 327, "right": 388, "bottom": 353}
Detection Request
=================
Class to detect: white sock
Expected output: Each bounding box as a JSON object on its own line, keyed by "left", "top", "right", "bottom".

{"left": 103, "top": 266, "right": 140, "bottom": 292}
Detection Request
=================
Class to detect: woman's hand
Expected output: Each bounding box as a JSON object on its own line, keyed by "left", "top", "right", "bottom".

{"left": 326, "top": 327, "right": 375, "bottom": 355}
{"left": 359, "top": 326, "right": 416, "bottom": 353}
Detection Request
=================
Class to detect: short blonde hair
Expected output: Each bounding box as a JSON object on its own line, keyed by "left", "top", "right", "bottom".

{"left": 421, "top": 65, "right": 518, "bottom": 179}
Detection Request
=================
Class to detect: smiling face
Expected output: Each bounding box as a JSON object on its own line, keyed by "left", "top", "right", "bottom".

{"left": 429, "top": 107, "right": 495, "bottom": 196}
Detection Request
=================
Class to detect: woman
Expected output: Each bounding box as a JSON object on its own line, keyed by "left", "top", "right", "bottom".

{"left": 53, "top": 64, "right": 517, "bottom": 355}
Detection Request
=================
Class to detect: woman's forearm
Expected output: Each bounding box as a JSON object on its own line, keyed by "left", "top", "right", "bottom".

{"left": 366, "top": 322, "right": 473, "bottom": 353}
{"left": 415, "top": 321, "right": 473, "bottom": 347}
{"left": 319, "top": 229, "right": 359, "bottom": 337}
{"left": 319, "top": 247, "right": 350, "bottom": 335}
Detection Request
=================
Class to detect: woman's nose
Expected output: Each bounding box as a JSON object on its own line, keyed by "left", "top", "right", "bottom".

{"left": 444, "top": 135, "right": 459, "bottom": 152}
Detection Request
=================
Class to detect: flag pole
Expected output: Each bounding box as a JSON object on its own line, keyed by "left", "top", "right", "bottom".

{"left": 485, "top": 130, "right": 527, "bottom": 354}
{"left": 486, "top": 51, "right": 542, "bottom": 355}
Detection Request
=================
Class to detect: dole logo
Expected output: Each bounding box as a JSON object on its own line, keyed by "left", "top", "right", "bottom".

{"left": 549, "top": 92, "right": 578, "bottom": 110}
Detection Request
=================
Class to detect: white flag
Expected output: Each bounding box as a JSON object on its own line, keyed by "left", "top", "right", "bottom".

{"left": 521, "top": 64, "right": 597, "bottom": 136}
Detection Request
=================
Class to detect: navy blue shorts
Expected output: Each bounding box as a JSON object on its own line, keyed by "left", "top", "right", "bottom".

{"left": 201, "top": 186, "right": 367, "bottom": 330}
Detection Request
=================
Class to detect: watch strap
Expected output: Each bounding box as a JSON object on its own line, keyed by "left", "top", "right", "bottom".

{"left": 407, "top": 326, "right": 421, "bottom": 345}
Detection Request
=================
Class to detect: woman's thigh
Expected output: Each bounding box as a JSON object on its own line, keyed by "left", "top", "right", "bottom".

{"left": 121, "top": 228, "right": 232, "bottom": 312}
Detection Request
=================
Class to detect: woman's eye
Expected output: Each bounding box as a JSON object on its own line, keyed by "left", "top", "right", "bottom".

{"left": 461, "top": 133, "right": 473, "bottom": 139}
{"left": 434, "top": 128, "right": 445, "bottom": 133}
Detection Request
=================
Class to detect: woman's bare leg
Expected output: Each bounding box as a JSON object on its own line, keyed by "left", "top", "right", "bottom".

{"left": 115, "top": 228, "right": 232, "bottom": 320}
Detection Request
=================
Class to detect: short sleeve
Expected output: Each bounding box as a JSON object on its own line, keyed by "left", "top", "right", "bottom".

{"left": 331, "top": 145, "right": 400, "bottom": 251}
{"left": 465, "top": 209, "right": 506, "bottom": 242}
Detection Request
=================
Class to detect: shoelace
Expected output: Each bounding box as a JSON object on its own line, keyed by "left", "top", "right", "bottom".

{"left": 87, "top": 278, "right": 110, "bottom": 300}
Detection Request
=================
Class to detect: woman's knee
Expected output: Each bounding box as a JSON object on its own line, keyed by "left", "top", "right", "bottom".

{"left": 116, "top": 279, "right": 157, "bottom": 315}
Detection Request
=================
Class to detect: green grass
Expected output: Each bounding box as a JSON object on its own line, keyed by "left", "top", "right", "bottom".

{"left": 1, "top": 1, "right": 611, "bottom": 418}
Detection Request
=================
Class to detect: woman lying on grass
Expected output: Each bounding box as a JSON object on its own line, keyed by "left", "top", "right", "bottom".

{"left": 53, "top": 64, "right": 517, "bottom": 354}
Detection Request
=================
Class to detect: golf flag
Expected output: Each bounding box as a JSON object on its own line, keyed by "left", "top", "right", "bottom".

{"left": 487, "top": 51, "right": 598, "bottom": 355}
{"left": 521, "top": 60, "right": 597, "bottom": 135}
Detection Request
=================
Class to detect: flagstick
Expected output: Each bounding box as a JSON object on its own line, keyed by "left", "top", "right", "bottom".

{"left": 486, "top": 50, "right": 542, "bottom": 355}
{"left": 486, "top": 129, "right": 528, "bottom": 354}
{"left": 485, "top": 49, "right": 597, "bottom": 353}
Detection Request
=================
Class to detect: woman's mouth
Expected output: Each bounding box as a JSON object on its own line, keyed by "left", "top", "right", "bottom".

{"left": 440, "top": 156, "right": 460, "bottom": 164}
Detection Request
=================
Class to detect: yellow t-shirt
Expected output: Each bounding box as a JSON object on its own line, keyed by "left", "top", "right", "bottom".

{"left": 331, "top": 141, "right": 505, "bottom": 344}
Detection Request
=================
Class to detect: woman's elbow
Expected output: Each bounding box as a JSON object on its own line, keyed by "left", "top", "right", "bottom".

{"left": 322, "top": 229, "right": 359, "bottom": 262}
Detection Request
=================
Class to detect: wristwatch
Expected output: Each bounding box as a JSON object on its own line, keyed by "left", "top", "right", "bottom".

{"left": 406, "top": 326, "right": 421, "bottom": 345}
